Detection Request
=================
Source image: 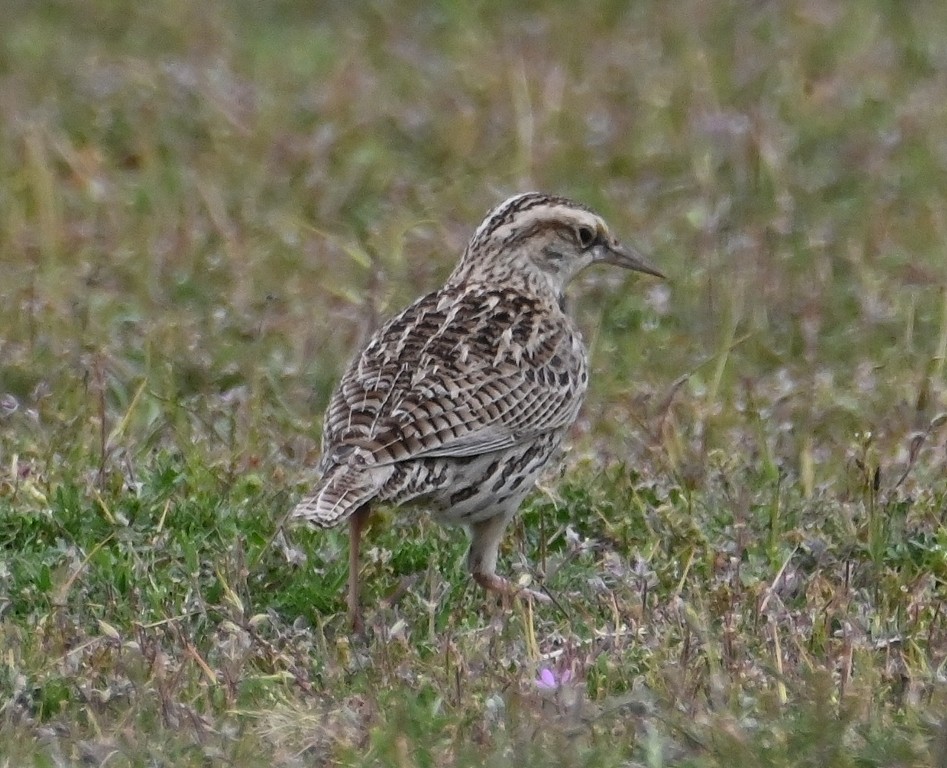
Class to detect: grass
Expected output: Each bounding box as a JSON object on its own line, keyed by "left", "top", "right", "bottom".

{"left": 2, "top": 0, "right": 947, "bottom": 764}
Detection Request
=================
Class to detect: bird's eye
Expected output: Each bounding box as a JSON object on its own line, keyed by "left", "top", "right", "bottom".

{"left": 576, "top": 226, "right": 596, "bottom": 248}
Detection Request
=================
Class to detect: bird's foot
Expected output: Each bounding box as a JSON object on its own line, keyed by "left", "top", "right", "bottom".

{"left": 474, "top": 572, "right": 551, "bottom": 604}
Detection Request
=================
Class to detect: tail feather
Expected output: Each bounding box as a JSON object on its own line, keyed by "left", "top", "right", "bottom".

{"left": 292, "top": 460, "right": 391, "bottom": 528}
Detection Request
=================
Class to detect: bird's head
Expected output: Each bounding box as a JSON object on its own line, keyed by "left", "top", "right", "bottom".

{"left": 449, "top": 192, "right": 663, "bottom": 299}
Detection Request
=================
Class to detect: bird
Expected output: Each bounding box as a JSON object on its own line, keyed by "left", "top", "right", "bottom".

{"left": 293, "top": 192, "right": 664, "bottom": 631}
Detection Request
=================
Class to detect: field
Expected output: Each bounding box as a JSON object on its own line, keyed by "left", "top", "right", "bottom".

{"left": 2, "top": 1, "right": 947, "bottom": 765}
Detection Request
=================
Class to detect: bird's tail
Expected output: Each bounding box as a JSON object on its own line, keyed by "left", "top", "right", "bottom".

{"left": 292, "top": 460, "right": 391, "bottom": 528}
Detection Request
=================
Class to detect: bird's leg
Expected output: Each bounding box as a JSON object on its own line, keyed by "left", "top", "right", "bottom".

{"left": 468, "top": 514, "right": 551, "bottom": 604}
{"left": 348, "top": 506, "right": 370, "bottom": 632}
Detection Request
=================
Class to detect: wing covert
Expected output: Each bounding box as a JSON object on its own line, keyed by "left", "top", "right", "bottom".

{"left": 320, "top": 286, "right": 589, "bottom": 469}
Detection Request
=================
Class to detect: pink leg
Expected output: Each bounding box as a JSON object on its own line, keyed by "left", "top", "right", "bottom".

{"left": 468, "top": 514, "right": 550, "bottom": 604}
{"left": 348, "top": 506, "right": 370, "bottom": 632}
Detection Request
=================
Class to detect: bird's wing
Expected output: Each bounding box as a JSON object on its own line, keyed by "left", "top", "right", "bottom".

{"left": 321, "top": 285, "right": 589, "bottom": 469}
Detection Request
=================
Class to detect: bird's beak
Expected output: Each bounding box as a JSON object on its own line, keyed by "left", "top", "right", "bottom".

{"left": 601, "top": 241, "right": 665, "bottom": 278}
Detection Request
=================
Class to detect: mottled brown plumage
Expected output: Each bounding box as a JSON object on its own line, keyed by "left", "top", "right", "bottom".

{"left": 293, "top": 192, "right": 663, "bottom": 629}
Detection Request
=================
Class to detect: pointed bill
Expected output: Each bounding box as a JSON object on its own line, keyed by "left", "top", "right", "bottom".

{"left": 602, "top": 242, "right": 665, "bottom": 279}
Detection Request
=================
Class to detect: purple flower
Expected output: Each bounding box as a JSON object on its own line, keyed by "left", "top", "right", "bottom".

{"left": 536, "top": 667, "right": 573, "bottom": 691}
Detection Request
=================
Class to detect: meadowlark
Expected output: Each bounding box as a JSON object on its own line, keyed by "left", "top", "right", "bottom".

{"left": 294, "top": 192, "right": 663, "bottom": 630}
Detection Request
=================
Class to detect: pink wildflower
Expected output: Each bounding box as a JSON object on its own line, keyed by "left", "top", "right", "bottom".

{"left": 536, "top": 667, "right": 573, "bottom": 690}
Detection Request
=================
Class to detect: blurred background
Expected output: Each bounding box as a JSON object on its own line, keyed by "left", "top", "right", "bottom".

{"left": 2, "top": 0, "right": 946, "bottom": 488}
